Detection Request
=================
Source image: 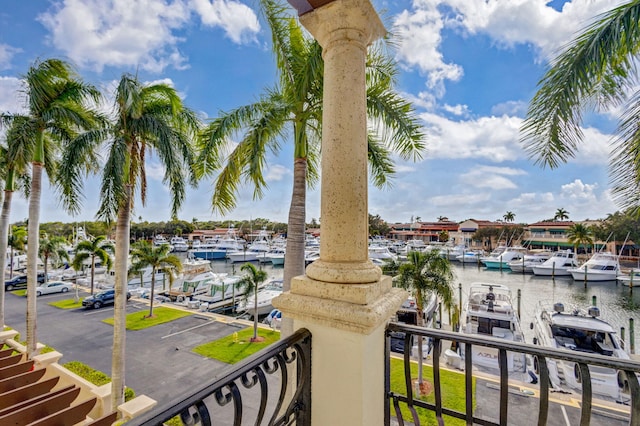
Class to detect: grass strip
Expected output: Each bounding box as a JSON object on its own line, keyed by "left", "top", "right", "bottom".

{"left": 49, "top": 298, "right": 84, "bottom": 309}
{"left": 193, "top": 327, "right": 280, "bottom": 364}
{"left": 102, "top": 306, "right": 192, "bottom": 330}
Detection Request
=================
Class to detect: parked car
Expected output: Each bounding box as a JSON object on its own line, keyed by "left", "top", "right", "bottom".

{"left": 35, "top": 281, "right": 73, "bottom": 296}
{"left": 82, "top": 289, "right": 131, "bottom": 309}
{"left": 5, "top": 273, "right": 47, "bottom": 291}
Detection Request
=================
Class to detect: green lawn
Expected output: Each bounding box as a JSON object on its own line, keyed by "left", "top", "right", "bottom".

{"left": 102, "top": 306, "right": 192, "bottom": 330}
{"left": 389, "top": 357, "right": 474, "bottom": 425}
{"left": 11, "top": 289, "right": 26, "bottom": 297}
{"left": 49, "top": 298, "right": 84, "bottom": 309}
{"left": 193, "top": 327, "right": 280, "bottom": 364}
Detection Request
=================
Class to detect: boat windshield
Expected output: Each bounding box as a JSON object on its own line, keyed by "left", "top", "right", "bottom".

{"left": 550, "top": 326, "right": 618, "bottom": 354}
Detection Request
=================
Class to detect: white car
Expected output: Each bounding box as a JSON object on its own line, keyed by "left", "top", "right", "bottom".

{"left": 35, "top": 281, "right": 73, "bottom": 296}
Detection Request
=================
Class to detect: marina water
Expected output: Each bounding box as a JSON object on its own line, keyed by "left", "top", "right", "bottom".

{"left": 191, "top": 257, "right": 640, "bottom": 351}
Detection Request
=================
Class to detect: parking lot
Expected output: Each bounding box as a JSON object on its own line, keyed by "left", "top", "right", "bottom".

{"left": 3, "top": 289, "right": 248, "bottom": 407}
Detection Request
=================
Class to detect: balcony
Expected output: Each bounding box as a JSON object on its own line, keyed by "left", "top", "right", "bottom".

{"left": 124, "top": 322, "right": 640, "bottom": 425}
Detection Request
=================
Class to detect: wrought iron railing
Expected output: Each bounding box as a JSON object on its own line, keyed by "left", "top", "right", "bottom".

{"left": 128, "top": 328, "right": 312, "bottom": 426}
{"left": 385, "top": 323, "right": 640, "bottom": 426}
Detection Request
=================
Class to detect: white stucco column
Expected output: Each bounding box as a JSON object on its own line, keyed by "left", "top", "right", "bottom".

{"left": 273, "top": 0, "right": 406, "bottom": 424}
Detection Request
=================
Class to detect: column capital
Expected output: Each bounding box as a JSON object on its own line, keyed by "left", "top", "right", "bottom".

{"left": 299, "top": 0, "right": 386, "bottom": 49}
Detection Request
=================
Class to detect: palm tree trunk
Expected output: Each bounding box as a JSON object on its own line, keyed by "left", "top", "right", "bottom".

{"left": 26, "top": 162, "right": 43, "bottom": 359}
{"left": 149, "top": 270, "right": 156, "bottom": 318}
{"left": 111, "top": 186, "right": 131, "bottom": 411}
{"left": 281, "top": 157, "right": 307, "bottom": 337}
{"left": 90, "top": 255, "right": 96, "bottom": 295}
{"left": 0, "top": 189, "right": 10, "bottom": 328}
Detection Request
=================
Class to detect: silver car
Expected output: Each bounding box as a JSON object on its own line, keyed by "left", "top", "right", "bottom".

{"left": 35, "top": 281, "right": 73, "bottom": 296}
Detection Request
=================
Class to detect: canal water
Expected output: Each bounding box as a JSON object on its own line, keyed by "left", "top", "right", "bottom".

{"left": 199, "top": 258, "right": 640, "bottom": 350}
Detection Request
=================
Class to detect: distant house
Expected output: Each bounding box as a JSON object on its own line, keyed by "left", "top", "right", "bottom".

{"left": 389, "top": 220, "right": 458, "bottom": 243}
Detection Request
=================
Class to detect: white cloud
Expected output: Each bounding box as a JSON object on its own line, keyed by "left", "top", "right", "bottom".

{"left": 38, "top": 0, "right": 192, "bottom": 72}
{"left": 191, "top": 0, "right": 260, "bottom": 44}
{"left": 560, "top": 179, "right": 598, "bottom": 201}
{"left": 459, "top": 165, "right": 527, "bottom": 190}
{"left": 0, "top": 77, "right": 23, "bottom": 113}
{"left": 491, "top": 100, "right": 528, "bottom": 118}
{"left": 0, "top": 44, "right": 21, "bottom": 70}
{"left": 394, "top": 0, "right": 624, "bottom": 96}
{"left": 420, "top": 112, "right": 523, "bottom": 162}
{"left": 265, "top": 164, "right": 289, "bottom": 182}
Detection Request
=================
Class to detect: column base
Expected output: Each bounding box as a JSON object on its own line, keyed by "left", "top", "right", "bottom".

{"left": 273, "top": 274, "right": 406, "bottom": 334}
{"left": 305, "top": 259, "right": 381, "bottom": 284}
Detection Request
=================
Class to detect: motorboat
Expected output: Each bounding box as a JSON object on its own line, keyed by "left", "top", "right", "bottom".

{"left": 567, "top": 252, "right": 620, "bottom": 282}
{"left": 481, "top": 246, "right": 528, "bottom": 269}
{"left": 455, "top": 250, "right": 483, "bottom": 264}
{"left": 531, "top": 302, "right": 630, "bottom": 401}
{"left": 617, "top": 268, "right": 640, "bottom": 287}
{"left": 439, "top": 244, "right": 468, "bottom": 261}
{"left": 190, "top": 230, "right": 245, "bottom": 260}
{"left": 531, "top": 250, "right": 579, "bottom": 276}
{"left": 258, "top": 247, "right": 286, "bottom": 266}
{"left": 389, "top": 293, "right": 438, "bottom": 357}
{"left": 368, "top": 245, "right": 398, "bottom": 263}
{"left": 165, "top": 259, "right": 218, "bottom": 300}
{"left": 459, "top": 283, "right": 528, "bottom": 378}
{"left": 236, "top": 279, "right": 283, "bottom": 318}
{"left": 170, "top": 236, "right": 189, "bottom": 252}
{"left": 507, "top": 250, "right": 552, "bottom": 273}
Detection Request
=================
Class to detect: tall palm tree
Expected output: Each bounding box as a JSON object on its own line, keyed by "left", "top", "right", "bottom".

{"left": 567, "top": 223, "right": 594, "bottom": 255}
{"left": 63, "top": 74, "right": 199, "bottom": 410}
{"left": 72, "top": 235, "right": 114, "bottom": 295}
{"left": 38, "top": 235, "right": 69, "bottom": 284}
{"left": 394, "top": 249, "right": 455, "bottom": 388}
{"left": 196, "top": 0, "right": 425, "bottom": 327}
{"left": 503, "top": 211, "right": 515, "bottom": 222}
{"left": 7, "top": 226, "right": 27, "bottom": 278}
{"left": 554, "top": 208, "right": 570, "bottom": 221}
{"left": 237, "top": 262, "right": 268, "bottom": 342}
{"left": 129, "top": 241, "right": 182, "bottom": 318}
{"left": 0, "top": 58, "right": 101, "bottom": 358}
{"left": 521, "top": 1, "right": 640, "bottom": 214}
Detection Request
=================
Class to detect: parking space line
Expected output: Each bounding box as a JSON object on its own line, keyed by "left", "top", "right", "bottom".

{"left": 560, "top": 405, "right": 571, "bottom": 426}
{"left": 161, "top": 321, "right": 211, "bottom": 339}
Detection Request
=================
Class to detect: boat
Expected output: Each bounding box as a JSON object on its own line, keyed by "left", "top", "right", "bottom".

{"left": 190, "top": 229, "right": 245, "bottom": 260}
{"left": 368, "top": 245, "right": 398, "bottom": 263}
{"left": 170, "top": 236, "right": 189, "bottom": 252}
{"left": 481, "top": 246, "right": 528, "bottom": 269}
{"left": 507, "top": 251, "right": 552, "bottom": 273}
{"left": 617, "top": 268, "right": 640, "bottom": 287}
{"left": 439, "top": 244, "right": 468, "bottom": 261}
{"left": 236, "top": 279, "right": 283, "bottom": 318}
{"left": 165, "top": 259, "right": 219, "bottom": 301}
{"left": 567, "top": 252, "right": 620, "bottom": 282}
{"left": 153, "top": 235, "right": 171, "bottom": 247}
{"left": 258, "top": 247, "right": 286, "bottom": 266}
{"left": 531, "top": 302, "right": 630, "bottom": 401}
{"left": 531, "top": 250, "right": 579, "bottom": 276}
{"left": 227, "top": 232, "right": 271, "bottom": 263}
{"left": 389, "top": 293, "right": 438, "bottom": 357}
{"left": 455, "top": 250, "right": 483, "bottom": 264}
{"left": 459, "top": 283, "right": 528, "bottom": 377}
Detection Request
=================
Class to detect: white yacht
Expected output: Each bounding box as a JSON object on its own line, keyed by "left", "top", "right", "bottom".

{"left": 439, "top": 244, "right": 468, "bottom": 261}
{"left": 531, "top": 302, "right": 630, "bottom": 401}
{"left": 459, "top": 283, "right": 527, "bottom": 377}
{"left": 368, "top": 245, "right": 398, "bottom": 263}
{"left": 567, "top": 252, "right": 620, "bottom": 282}
{"left": 507, "top": 251, "right": 552, "bottom": 273}
{"left": 531, "top": 250, "right": 579, "bottom": 276}
{"left": 481, "top": 246, "right": 528, "bottom": 269}
{"left": 455, "top": 250, "right": 484, "bottom": 264}
{"left": 170, "top": 236, "right": 189, "bottom": 252}
{"left": 617, "top": 268, "right": 640, "bottom": 287}
{"left": 227, "top": 232, "right": 271, "bottom": 263}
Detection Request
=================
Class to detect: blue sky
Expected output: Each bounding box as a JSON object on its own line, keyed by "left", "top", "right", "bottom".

{"left": 0, "top": 0, "right": 626, "bottom": 225}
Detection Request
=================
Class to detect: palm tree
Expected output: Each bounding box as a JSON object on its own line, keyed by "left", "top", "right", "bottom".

{"left": 554, "top": 208, "right": 570, "bottom": 221}
{"left": 38, "top": 235, "right": 69, "bottom": 284}
{"left": 394, "top": 249, "right": 455, "bottom": 390}
{"left": 567, "top": 223, "right": 594, "bottom": 256}
{"left": 503, "top": 211, "right": 515, "bottom": 222}
{"left": 129, "top": 241, "right": 182, "bottom": 318}
{"left": 7, "top": 226, "right": 27, "bottom": 278}
{"left": 63, "top": 74, "right": 199, "bottom": 410}
{"left": 72, "top": 235, "right": 114, "bottom": 295}
{"left": 196, "top": 0, "right": 425, "bottom": 326}
{"left": 521, "top": 2, "right": 640, "bottom": 214}
{"left": 236, "top": 262, "right": 268, "bottom": 342}
{"left": 0, "top": 58, "right": 101, "bottom": 358}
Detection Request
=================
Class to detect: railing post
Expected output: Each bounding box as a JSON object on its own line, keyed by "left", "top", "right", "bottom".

{"left": 630, "top": 318, "right": 635, "bottom": 355}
